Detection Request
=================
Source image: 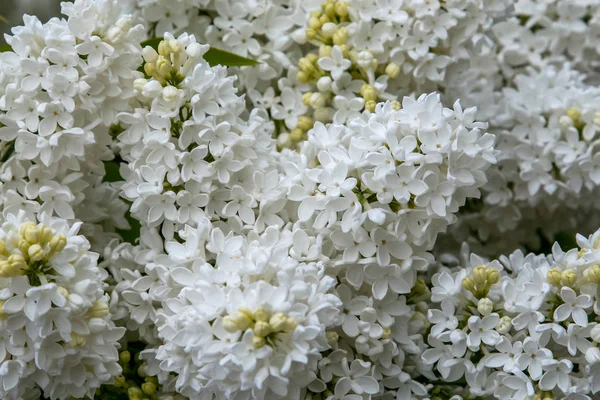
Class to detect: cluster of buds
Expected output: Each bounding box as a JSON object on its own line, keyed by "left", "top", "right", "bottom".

{"left": 223, "top": 307, "right": 299, "bottom": 348}
{"left": 461, "top": 265, "right": 500, "bottom": 299}
{"left": 0, "top": 222, "right": 66, "bottom": 280}
{"left": 135, "top": 36, "right": 206, "bottom": 102}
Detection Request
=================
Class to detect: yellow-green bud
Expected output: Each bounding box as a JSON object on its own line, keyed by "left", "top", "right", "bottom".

{"left": 254, "top": 307, "right": 269, "bottom": 322}
{"left": 144, "top": 62, "right": 156, "bottom": 77}
{"left": 28, "top": 243, "right": 45, "bottom": 262}
{"left": 310, "top": 92, "right": 327, "bottom": 108}
{"left": 157, "top": 41, "right": 170, "bottom": 57}
{"left": 39, "top": 226, "right": 53, "bottom": 244}
{"left": 19, "top": 221, "right": 36, "bottom": 237}
{"left": 365, "top": 100, "right": 376, "bottom": 112}
{"left": 22, "top": 225, "right": 39, "bottom": 243}
{"left": 114, "top": 375, "right": 126, "bottom": 387}
{"left": 269, "top": 313, "right": 287, "bottom": 331}
{"left": 297, "top": 71, "right": 311, "bottom": 83}
{"left": 18, "top": 239, "right": 31, "bottom": 255}
{"left": 324, "top": 3, "right": 336, "bottom": 19}
{"left": 547, "top": 268, "right": 562, "bottom": 285}
{"left": 390, "top": 100, "right": 401, "bottom": 110}
{"left": 462, "top": 277, "right": 476, "bottom": 292}
{"left": 254, "top": 321, "right": 271, "bottom": 337}
{"left": 253, "top": 335, "right": 266, "bottom": 348}
{"left": 567, "top": 107, "right": 581, "bottom": 121}
{"left": 284, "top": 317, "right": 298, "bottom": 332}
{"left": 309, "top": 16, "right": 322, "bottom": 30}
{"left": 88, "top": 301, "right": 110, "bottom": 319}
{"left": 156, "top": 56, "right": 171, "bottom": 77}
{"left": 319, "top": 14, "right": 331, "bottom": 25}
{"left": 128, "top": 387, "right": 143, "bottom": 399}
{"left": 487, "top": 268, "right": 499, "bottom": 285}
{"left": 69, "top": 333, "right": 86, "bottom": 348}
{"left": 472, "top": 266, "right": 488, "bottom": 285}
{"left": 297, "top": 116, "right": 313, "bottom": 131}
{"left": 319, "top": 45, "right": 332, "bottom": 58}
{"left": 561, "top": 269, "right": 577, "bottom": 287}
{"left": 332, "top": 28, "right": 348, "bottom": 45}
{"left": 57, "top": 286, "right": 69, "bottom": 299}
{"left": 290, "top": 128, "right": 305, "bottom": 142}
{"left": 141, "top": 382, "right": 157, "bottom": 395}
{"left": 49, "top": 235, "right": 67, "bottom": 254}
{"left": 299, "top": 57, "right": 316, "bottom": 73}
{"left": 302, "top": 92, "right": 314, "bottom": 106}
{"left": 120, "top": 351, "right": 131, "bottom": 364}
{"left": 335, "top": 1, "right": 349, "bottom": 17}
{"left": 326, "top": 331, "right": 339, "bottom": 346}
{"left": 0, "top": 240, "right": 5, "bottom": 254}
{"left": 305, "top": 29, "right": 317, "bottom": 40}
{"left": 385, "top": 62, "right": 400, "bottom": 79}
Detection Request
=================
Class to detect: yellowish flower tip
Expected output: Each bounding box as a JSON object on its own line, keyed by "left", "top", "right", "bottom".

{"left": 141, "top": 382, "right": 157, "bottom": 395}
{"left": 254, "top": 307, "right": 269, "bottom": 322}
{"left": 302, "top": 92, "right": 314, "bottom": 106}
{"left": 486, "top": 268, "right": 499, "bottom": 285}
{"left": 252, "top": 335, "right": 266, "bottom": 348}
{"left": 114, "top": 375, "right": 127, "bottom": 388}
{"left": 305, "top": 28, "right": 318, "bottom": 40}
{"left": 48, "top": 235, "right": 67, "bottom": 254}
{"left": 391, "top": 100, "right": 401, "bottom": 110}
{"left": 335, "top": 1, "right": 349, "bottom": 18}
{"left": 39, "top": 226, "right": 53, "bottom": 245}
{"left": 69, "top": 333, "right": 87, "bottom": 348}
{"left": 87, "top": 300, "right": 110, "bottom": 319}
{"left": 57, "top": 286, "right": 69, "bottom": 299}
{"left": 578, "top": 248, "right": 588, "bottom": 258}
{"left": 299, "top": 57, "right": 316, "bottom": 74}
{"left": 365, "top": 100, "right": 377, "bottom": 112}
{"left": 547, "top": 268, "right": 562, "bottom": 285}
{"left": 462, "top": 277, "right": 476, "bottom": 292}
{"left": 296, "top": 116, "right": 314, "bottom": 131}
{"left": 119, "top": 350, "right": 131, "bottom": 364}
{"left": 290, "top": 128, "right": 305, "bottom": 142}
{"left": 128, "top": 387, "right": 143, "bottom": 400}
{"left": 309, "top": 16, "right": 322, "bottom": 30}
{"left": 297, "top": 71, "right": 311, "bottom": 83}
{"left": 472, "top": 265, "right": 488, "bottom": 285}
{"left": 332, "top": 27, "right": 348, "bottom": 45}
{"left": 584, "top": 265, "right": 600, "bottom": 284}
{"left": 28, "top": 244, "right": 45, "bottom": 262}
{"left": 561, "top": 269, "right": 578, "bottom": 287}
{"left": 319, "top": 45, "right": 333, "bottom": 58}
{"left": 567, "top": 107, "right": 581, "bottom": 122}
{"left": 310, "top": 92, "right": 328, "bottom": 108}
{"left": 254, "top": 321, "right": 272, "bottom": 337}
{"left": 385, "top": 62, "right": 401, "bottom": 79}
{"left": 382, "top": 327, "right": 391, "bottom": 339}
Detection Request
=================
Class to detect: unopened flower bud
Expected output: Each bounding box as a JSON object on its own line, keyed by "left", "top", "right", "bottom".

{"left": 310, "top": 92, "right": 327, "bottom": 108}
{"left": 156, "top": 56, "right": 171, "bottom": 77}
{"left": 22, "top": 224, "right": 39, "bottom": 243}
{"left": 162, "top": 86, "right": 180, "bottom": 102}
{"left": 39, "top": 226, "right": 53, "bottom": 244}
{"left": 253, "top": 335, "right": 266, "bottom": 348}
{"left": 321, "top": 22, "right": 337, "bottom": 38}
{"left": 120, "top": 351, "right": 131, "bottom": 364}
{"left": 316, "top": 76, "right": 332, "bottom": 92}
{"left": 28, "top": 244, "right": 45, "bottom": 262}
{"left": 157, "top": 41, "right": 170, "bottom": 57}
{"left": 326, "top": 331, "right": 339, "bottom": 346}
{"left": 57, "top": 286, "right": 69, "bottom": 299}
{"left": 567, "top": 107, "right": 581, "bottom": 122}
{"left": 142, "top": 46, "right": 159, "bottom": 63}
{"left": 496, "top": 315, "right": 512, "bottom": 334}
{"left": 88, "top": 301, "right": 110, "bottom": 319}
{"left": 472, "top": 266, "right": 487, "bottom": 285}
{"left": 477, "top": 298, "right": 494, "bottom": 316}
{"left": 391, "top": 100, "right": 401, "bottom": 110}
{"left": 335, "top": 1, "right": 349, "bottom": 17}
{"left": 49, "top": 235, "right": 67, "bottom": 254}
{"left": 365, "top": 100, "right": 376, "bottom": 112}
{"left": 134, "top": 78, "right": 148, "bottom": 92}
{"left": 547, "top": 268, "right": 562, "bottom": 285}
{"left": 462, "top": 277, "right": 476, "bottom": 293}
{"left": 254, "top": 321, "right": 271, "bottom": 336}
{"left": 561, "top": 269, "right": 577, "bottom": 287}
{"left": 319, "top": 45, "right": 332, "bottom": 58}
{"left": 586, "top": 347, "right": 600, "bottom": 365}
{"left": 385, "top": 62, "right": 400, "bottom": 79}
{"left": 299, "top": 57, "right": 316, "bottom": 74}
{"left": 486, "top": 268, "right": 499, "bottom": 285}
{"left": 69, "top": 333, "right": 86, "bottom": 348}
{"left": 290, "top": 128, "right": 305, "bottom": 142}
{"left": 254, "top": 307, "right": 269, "bottom": 322}
{"left": 142, "top": 382, "right": 157, "bottom": 395}
{"left": 309, "top": 16, "right": 322, "bottom": 30}
{"left": 277, "top": 132, "right": 292, "bottom": 148}
{"left": 296, "top": 116, "right": 313, "bottom": 131}
{"left": 128, "top": 387, "right": 143, "bottom": 399}
{"left": 559, "top": 115, "right": 574, "bottom": 130}
{"left": 305, "top": 28, "right": 317, "bottom": 40}
{"left": 313, "top": 107, "right": 331, "bottom": 122}
{"left": 332, "top": 28, "right": 348, "bottom": 45}
{"left": 586, "top": 265, "right": 600, "bottom": 283}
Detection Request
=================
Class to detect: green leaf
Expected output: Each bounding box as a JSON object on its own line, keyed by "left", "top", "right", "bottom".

{"left": 0, "top": 44, "right": 12, "bottom": 52}
{"left": 103, "top": 160, "right": 141, "bottom": 244}
{"left": 554, "top": 231, "right": 578, "bottom": 252}
{"left": 140, "top": 38, "right": 259, "bottom": 67}
{"left": 203, "top": 47, "right": 259, "bottom": 67}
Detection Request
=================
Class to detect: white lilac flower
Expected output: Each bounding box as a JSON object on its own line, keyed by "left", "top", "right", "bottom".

{"left": 0, "top": 211, "right": 124, "bottom": 399}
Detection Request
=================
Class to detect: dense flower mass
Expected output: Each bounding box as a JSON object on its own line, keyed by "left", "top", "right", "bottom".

{"left": 1, "top": 0, "right": 600, "bottom": 399}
